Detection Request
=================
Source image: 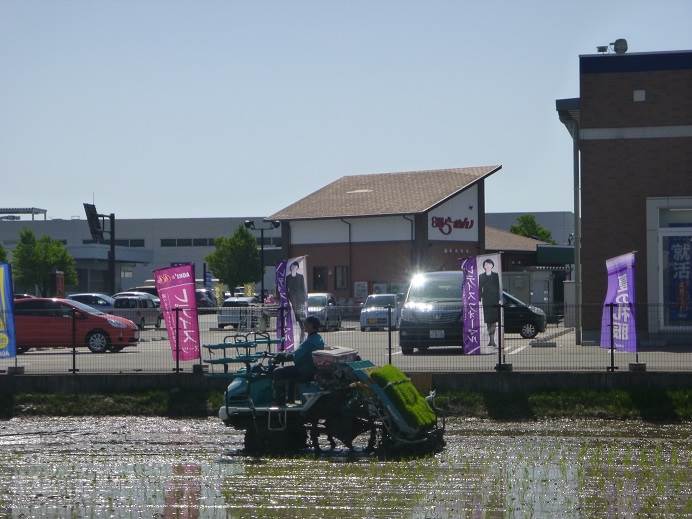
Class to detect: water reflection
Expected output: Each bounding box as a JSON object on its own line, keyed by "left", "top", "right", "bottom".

{"left": 0, "top": 417, "right": 689, "bottom": 517}
{"left": 162, "top": 464, "right": 201, "bottom": 519}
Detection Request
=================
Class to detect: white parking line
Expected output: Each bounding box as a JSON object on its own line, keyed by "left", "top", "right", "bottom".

{"left": 507, "top": 343, "right": 530, "bottom": 355}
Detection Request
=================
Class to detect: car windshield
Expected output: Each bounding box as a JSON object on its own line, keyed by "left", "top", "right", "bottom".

{"left": 308, "top": 295, "right": 327, "bottom": 306}
{"left": 69, "top": 300, "right": 105, "bottom": 316}
{"left": 407, "top": 273, "right": 462, "bottom": 302}
{"left": 364, "top": 295, "right": 396, "bottom": 307}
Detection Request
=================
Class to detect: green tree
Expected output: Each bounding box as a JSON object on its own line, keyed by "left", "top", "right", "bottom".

{"left": 509, "top": 214, "right": 556, "bottom": 244}
{"left": 0, "top": 242, "right": 6, "bottom": 263}
{"left": 12, "top": 228, "right": 78, "bottom": 295}
{"left": 205, "top": 226, "right": 261, "bottom": 290}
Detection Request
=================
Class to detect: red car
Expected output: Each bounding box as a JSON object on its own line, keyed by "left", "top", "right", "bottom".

{"left": 14, "top": 298, "right": 139, "bottom": 354}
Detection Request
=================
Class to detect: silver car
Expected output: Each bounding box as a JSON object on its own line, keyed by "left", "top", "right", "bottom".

{"left": 67, "top": 293, "right": 115, "bottom": 314}
{"left": 307, "top": 293, "right": 342, "bottom": 331}
{"left": 112, "top": 295, "right": 161, "bottom": 330}
{"left": 113, "top": 291, "right": 160, "bottom": 308}
{"left": 218, "top": 296, "right": 259, "bottom": 329}
{"left": 360, "top": 293, "right": 401, "bottom": 331}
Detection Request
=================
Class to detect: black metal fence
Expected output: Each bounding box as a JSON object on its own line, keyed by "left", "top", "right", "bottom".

{"left": 1, "top": 304, "right": 692, "bottom": 374}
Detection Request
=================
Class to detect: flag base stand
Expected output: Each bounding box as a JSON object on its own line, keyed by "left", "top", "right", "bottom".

{"left": 494, "top": 363, "right": 513, "bottom": 372}
{"left": 629, "top": 363, "right": 646, "bottom": 372}
{"left": 193, "top": 364, "right": 208, "bottom": 375}
{"left": 7, "top": 366, "right": 24, "bottom": 375}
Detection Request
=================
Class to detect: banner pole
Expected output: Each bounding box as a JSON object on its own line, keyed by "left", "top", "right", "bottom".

{"left": 499, "top": 303, "right": 504, "bottom": 365}
{"left": 14, "top": 309, "right": 18, "bottom": 367}
{"left": 71, "top": 308, "right": 77, "bottom": 374}
{"left": 496, "top": 304, "right": 502, "bottom": 370}
{"left": 608, "top": 303, "right": 616, "bottom": 372}
{"left": 387, "top": 305, "right": 392, "bottom": 365}
{"left": 175, "top": 307, "right": 180, "bottom": 374}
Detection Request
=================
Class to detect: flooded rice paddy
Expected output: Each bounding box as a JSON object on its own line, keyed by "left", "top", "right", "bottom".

{"left": 0, "top": 417, "right": 690, "bottom": 518}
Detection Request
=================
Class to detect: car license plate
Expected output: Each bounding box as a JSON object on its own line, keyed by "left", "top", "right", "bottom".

{"left": 367, "top": 318, "right": 377, "bottom": 324}
{"left": 430, "top": 329, "right": 445, "bottom": 339}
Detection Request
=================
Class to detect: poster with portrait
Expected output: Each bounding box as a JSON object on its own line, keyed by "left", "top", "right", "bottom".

{"left": 276, "top": 255, "right": 307, "bottom": 352}
{"left": 460, "top": 253, "right": 503, "bottom": 355}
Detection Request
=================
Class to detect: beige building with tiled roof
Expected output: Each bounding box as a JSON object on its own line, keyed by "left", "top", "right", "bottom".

{"left": 271, "top": 165, "right": 532, "bottom": 298}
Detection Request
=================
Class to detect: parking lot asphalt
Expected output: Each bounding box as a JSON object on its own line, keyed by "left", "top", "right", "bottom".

{"left": 3, "top": 315, "right": 692, "bottom": 374}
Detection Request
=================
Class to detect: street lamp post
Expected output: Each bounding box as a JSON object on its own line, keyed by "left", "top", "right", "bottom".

{"left": 244, "top": 219, "right": 281, "bottom": 303}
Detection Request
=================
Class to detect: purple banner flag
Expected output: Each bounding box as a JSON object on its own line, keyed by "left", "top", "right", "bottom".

{"left": 276, "top": 260, "right": 293, "bottom": 352}
{"left": 154, "top": 263, "right": 201, "bottom": 361}
{"left": 460, "top": 257, "right": 481, "bottom": 355}
{"left": 276, "top": 256, "right": 307, "bottom": 352}
{"left": 600, "top": 252, "right": 637, "bottom": 352}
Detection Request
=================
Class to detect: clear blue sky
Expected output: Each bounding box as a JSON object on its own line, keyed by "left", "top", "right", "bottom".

{"left": 2, "top": 1, "right": 691, "bottom": 220}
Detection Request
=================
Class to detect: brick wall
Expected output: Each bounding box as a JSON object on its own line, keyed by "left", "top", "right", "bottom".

{"left": 579, "top": 62, "right": 692, "bottom": 334}
{"left": 580, "top": 69, "right": 692, "bottom": 128}
{"left": 580, "top": 137, "right": 692, "bottom": 331}
{"left": 288, "top": 239, "right": 481, "bottom": 300}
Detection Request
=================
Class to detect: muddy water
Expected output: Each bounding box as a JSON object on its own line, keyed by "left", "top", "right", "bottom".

{"left": 0, "top": 418, "right": 690, "bottom": 518}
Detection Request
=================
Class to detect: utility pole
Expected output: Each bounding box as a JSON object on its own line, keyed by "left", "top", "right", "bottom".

{"left": 108, "top": 213, "right": 116, "bottom": 294}
{"left": 84, "top": 204, "right": 116, "bottom": 294}
{"left": 244, "top": 219, "right": 281, "bottom": 302}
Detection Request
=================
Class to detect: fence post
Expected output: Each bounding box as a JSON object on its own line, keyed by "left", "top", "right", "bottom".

{"left": 607, "top": 303, "right": 618, "bottom": 372}
{"left": 70, "top": 307, "right": 78, "bottom": 374}
{"left": 387, "top": 305, "right": 392, "bottom": 365}
{"left": 495, "top": 303, "right": 511, "bottom": 372}
{"left": 175, "top": 307, "right": 180, "bottom": 374}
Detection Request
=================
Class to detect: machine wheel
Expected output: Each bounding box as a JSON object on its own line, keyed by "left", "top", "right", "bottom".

{"left": 520, "top": 323, "right": 538, "bottom": 339}
{"left": 86, "top": 330, "right": 110, "bottom": 353}
{"left": 155, "top": 316, "right": 162, "bottom": 329}
{"left": 138, "top": 318, "right": 146, "bottom": 331}
{"left": 360, "top": 327, "right": 366, "bottom": 332}
{"left": 401, "top": 345, "right": 414, "bottom": 355}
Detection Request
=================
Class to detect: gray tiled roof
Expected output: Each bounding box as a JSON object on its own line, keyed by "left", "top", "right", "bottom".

{"left": 270, "top": 165, "right": 501, "bottom": 220}
{"left": 485, "top": 226, "right": 544, "bottom": 252}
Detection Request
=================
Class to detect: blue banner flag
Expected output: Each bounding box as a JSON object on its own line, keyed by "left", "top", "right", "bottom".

{"left": 0, "top": 263, "right": 17, "bottom": 359}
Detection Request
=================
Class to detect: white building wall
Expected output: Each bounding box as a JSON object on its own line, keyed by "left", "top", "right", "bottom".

{"left": 290, "top": 215, "right": 413, "bottom": 244}
{"left": 427, "top": 185, "right": 479, "bottom": 242}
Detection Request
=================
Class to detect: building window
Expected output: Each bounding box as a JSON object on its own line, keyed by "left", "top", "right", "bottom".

{"left": 313, "top": 267, "right": 328, "bottom": 291}
{"left": 193, "top": 238, "right": 208, "bottom": 247}
{"left": 161, "top": 239, "right": 176, "bottom": 247}
{"left": 130, "top": 239, "right": 145, "bottom": 247}
{"left": 334, "top": 266, "right": 349, "bottom": 290}
{"left": 177, "top": 238, "right": 192, "bottom": 247}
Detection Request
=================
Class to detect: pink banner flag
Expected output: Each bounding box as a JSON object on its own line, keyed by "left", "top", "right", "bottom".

{"left": 154, "top": 263, "right": 200, "bottom": 362}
